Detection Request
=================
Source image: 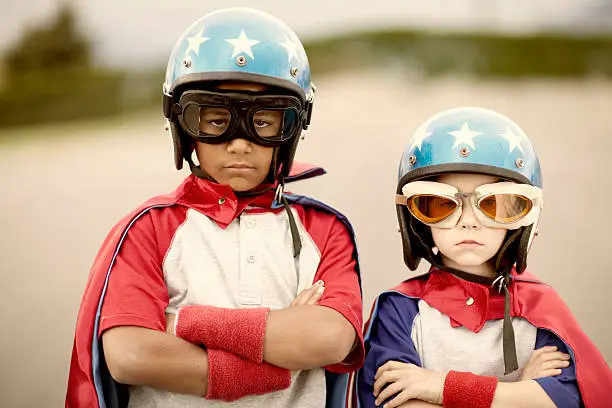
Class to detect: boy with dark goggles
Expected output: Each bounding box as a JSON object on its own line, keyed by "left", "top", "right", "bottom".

{"left": 175, "top": 89, "right": 306, "bottom": 147}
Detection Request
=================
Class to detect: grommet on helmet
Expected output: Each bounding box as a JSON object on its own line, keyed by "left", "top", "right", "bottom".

{"left": 396, "top": 107, "right": 543, "bottom": 274}
{"left": 162, "top": 7, "right": 315, "bottom": 182}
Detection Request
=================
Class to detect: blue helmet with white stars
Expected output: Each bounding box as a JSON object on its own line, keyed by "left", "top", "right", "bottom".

{"left": 162, "top": 7, "right": 315, "bottom": 179}
{"left": 396, "top": 107, "right": 543, "bottom": 273}
{"left": 398, "top": 107, "right": 542, "bottom": 188}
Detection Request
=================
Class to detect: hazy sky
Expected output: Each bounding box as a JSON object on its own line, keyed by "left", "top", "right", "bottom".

{"left": 0, "top": 0, "right": 604, "bottom": 67}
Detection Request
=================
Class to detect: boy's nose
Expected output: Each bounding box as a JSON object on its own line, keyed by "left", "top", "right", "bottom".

{"left": 458, "top": 201, "right": 481, "bottom": 229}
{"left": 226, "top": 137, "right": 252, "bottom": 154}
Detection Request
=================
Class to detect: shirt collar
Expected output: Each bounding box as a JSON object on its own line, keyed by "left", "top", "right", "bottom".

{"left": 177, "top": 175, "right": 278, "bottom": 228}
{"left": 421, "top": 267, "right": 519, "bottom": 333}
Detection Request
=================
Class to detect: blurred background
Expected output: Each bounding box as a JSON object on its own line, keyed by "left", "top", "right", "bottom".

{"left": 1, "top": 1, "right": 611, "bottom": 406}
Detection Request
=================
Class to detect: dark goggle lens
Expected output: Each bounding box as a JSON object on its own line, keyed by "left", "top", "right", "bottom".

{"left": 252, "top": 108, "right": 288, "bottom": 140}
{"left": 181, "top": 105, "right": 298, "bottom": 143}
{"left": 195, "top": 106, "right": 231, "bottom": 136}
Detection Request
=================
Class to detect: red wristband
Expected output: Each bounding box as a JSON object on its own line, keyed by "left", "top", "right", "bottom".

{"left": 205, "top": 349, "right": 291, "bottom": 401}
{"left": 175, "top": 305, "right": 269, "bottom": 362}
{"left": 443, "top": 371, "right": 498, "bottom": 408}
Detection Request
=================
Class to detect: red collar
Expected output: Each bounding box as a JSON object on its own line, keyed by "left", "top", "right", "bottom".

{"left": 420, "top": 268, "right": 519, "bottom": 333}
{"left": 176, "top": 175, "right": 278, "bottom": 228}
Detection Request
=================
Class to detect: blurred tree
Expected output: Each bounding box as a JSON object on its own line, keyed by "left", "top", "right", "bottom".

{"left": 4, "top": 2, "right": 91, "bottom": 81}
{"left": 0, "top": 2, "right": 130, "bottom": 129}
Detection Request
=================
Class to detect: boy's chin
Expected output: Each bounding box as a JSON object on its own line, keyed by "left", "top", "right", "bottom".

{"left": 226, "top": 178, "right": 263, "bottom": 192}
{"left": 446, "top": 255, "right": 491, "bottom": 269}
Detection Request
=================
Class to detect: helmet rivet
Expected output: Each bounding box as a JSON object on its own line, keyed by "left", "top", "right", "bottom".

{"left": 182, "top": 56, "right": 192, "bottom": 68}
{"left": 459, "top": 147, "right": 470, "bottom": 157}
{"left": 408, "top": 155, "right": 417, "bottom": 166}
{"left": 515, "top": 158, "right": 525, "bottom": 168}
{"left": 236, "top": 56, "right": 247, "bottom": 67}
{"left": 290, "top": 67, "right": 299, "bottom": 77}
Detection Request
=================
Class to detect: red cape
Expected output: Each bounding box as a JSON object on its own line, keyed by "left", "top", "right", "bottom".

{"left": 65, "top": 164, "right": 341, "bottom": 407}
{"left": 362, "top": 271, "right": 612, "bottom": 408}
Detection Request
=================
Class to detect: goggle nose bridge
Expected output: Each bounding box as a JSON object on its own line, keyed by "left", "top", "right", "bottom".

{"left": 452, "top": 191, "right": 479, "bottom": 206}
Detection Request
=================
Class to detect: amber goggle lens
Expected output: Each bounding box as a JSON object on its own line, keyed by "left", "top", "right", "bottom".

{"left": 408, "top": 194, "right": 458, "bottom": 223}
{"left": 477, "top": 194, "right": 533, "bottom": 223}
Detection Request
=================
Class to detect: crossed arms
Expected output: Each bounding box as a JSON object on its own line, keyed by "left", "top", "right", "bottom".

{"left": 102, "top": 283, "right": 357, "bottom": 396}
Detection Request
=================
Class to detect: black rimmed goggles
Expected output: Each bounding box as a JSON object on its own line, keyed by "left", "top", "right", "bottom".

{"left": 175, "top": 90, "right": 306, "bottom": 147}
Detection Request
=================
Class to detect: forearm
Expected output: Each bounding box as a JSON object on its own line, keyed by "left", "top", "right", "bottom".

{"left": 394, "top": 381, "right": 554, "bottom": 408}
{"left": 102, "top": 326, "right": 208, "bottom": 396}
{"left": 263, "top": 305, "right": 356, "bottom": 370}
{"left": 492, "top": 380, "right": 556, "bottom": 408}
{"left": 399, "top": 402, "right": 440, "bottom": 408}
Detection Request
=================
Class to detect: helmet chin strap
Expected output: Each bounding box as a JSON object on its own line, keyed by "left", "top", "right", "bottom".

{"left": 492, "top": 228, "right": 523, "bottom": 375}
{"left": 274, "top": 183, "right": 302, "bottom": 258}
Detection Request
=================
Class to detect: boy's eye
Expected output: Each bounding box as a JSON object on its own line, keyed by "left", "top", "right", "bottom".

{"left": 254, "top": 119, "right": 270, "bottom": 128}
{"left": 253, "top": 110, "right": 283, "bottom": 137}
{"left": 254, "top": 111, "right": 282, "bottom": 124}
{"left": 480, "top": 197, "right": 496, "bottom": 206}
{"left": 198, "top": 108, "right": 231, "bottom": 134}
{"left": 439, "top": 200, "right": 456, "bottom": 208}
{"left": 208, "top": 118, "right": 228, "bottom": 127}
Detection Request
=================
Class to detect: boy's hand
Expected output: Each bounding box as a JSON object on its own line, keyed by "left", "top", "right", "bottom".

{"left": 373, "top": 361, "right": 445, "bottom": 407}
{"left": 519, "top": 346, "right": 571, "bottom": 381}
{"left": 290, "top": 280, "right": 325, "bottom": 307}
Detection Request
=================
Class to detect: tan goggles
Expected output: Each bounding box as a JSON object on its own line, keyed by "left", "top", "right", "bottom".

{"left": 397, "top": 181, "right": 543, "bottom": 229}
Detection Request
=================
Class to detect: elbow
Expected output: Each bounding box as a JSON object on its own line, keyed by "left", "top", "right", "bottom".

{"left": 105, "top": 345, "right": 143, "bottom": 385}
{"left": 102, "top": 328, "right": 149, "bottom": 385}
{"left": 321, "top": 321, "right": 357, "bottom": 365}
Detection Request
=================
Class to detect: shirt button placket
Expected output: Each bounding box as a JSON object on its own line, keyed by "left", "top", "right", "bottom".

{"left": 239, "top": 215, "right": 262, "bottom": 305}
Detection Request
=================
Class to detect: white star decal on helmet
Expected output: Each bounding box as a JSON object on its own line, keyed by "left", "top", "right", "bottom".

{"left": 185, "top": 29, "right": 210, "bottom": 56}
{"left": 448, "top": 122, "right": 482, "bottom": 149}
{"left": 501, "top": 128, "right": 525, "bottom": 153}
{"left": 225, "top": 30, "right": 261, "bottom": 59}
{"left": 279, "top": 35, "right": 299, "bottom": 62}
